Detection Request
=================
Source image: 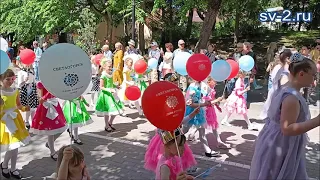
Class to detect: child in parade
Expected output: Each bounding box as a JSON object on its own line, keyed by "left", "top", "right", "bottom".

{"left": 30, "top": 81, "right": 68, "bottom": 161}
{"left": 95, "top": 58, "right": 124, "bottom": 132}
{"left": 155, "top": 128, "right": 195, "bottom": 180}
{"left": 184, "top": 80, "right": 220, "bottom": 157}
{"left": 120, "top": 57, "right": 143, "bottom": 115}
{"left": 250, "top": 56, "right": 319, "bottom": 179}
{"left": 221, "top": 70, "right": 257, "bottom": 130}
{"left": 63, "top": 96, "right": 93, "bottom": 145}
{"left": 204, "top": 77, "right": 230, "bottom": 149}
{"left": 90, "top": 55, "right": 101, "bottom": 106}
{"left": 17, "top": 64, "right": 38, "bottom": 129}
{"left": 0, "top": 69, "right": 31, "bottom": 179}
{"left": 56, "top": 145, "right": 90, "bottom": 180}
{"left": 144, "top": 109, "right": 199, "bottom": 174}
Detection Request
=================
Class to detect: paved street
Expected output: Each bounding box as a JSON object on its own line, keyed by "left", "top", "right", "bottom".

{"left": 1, "top": 91, "right": 319, "bottom": 180}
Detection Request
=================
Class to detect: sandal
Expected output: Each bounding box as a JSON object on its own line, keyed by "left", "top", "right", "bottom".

{"left": 10, "top": 170, "right": 22, "bottom": 179}
{"left": 205, "top": 150, "right": 221, "bottom": 157}
{"left": 108, "top": 123, "right": 116, "bottom": 131}
{"left": 105, "top": 127, "right": 113, "bottom": 132}
{"left": 1, "top": 162, "right": 10, "bottom": 179}
{"left": 50, "top": 153, "right": 58, "bottom": 161}
{"left": 74, "top": 139, "right": 83, "bottom": 145}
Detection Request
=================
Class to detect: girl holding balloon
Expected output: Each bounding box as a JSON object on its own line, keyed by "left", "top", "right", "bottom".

{"left": 17, "top": 63, "right": 39, "bottom": 130}
{"left": 120, "top": 56, "right": 143, "bottom": 115}
{"left": 95, "top": 58, "right": 124, "bottom": 132}
{"left": 221, "top": 70, "right": 257, "bottom": 130}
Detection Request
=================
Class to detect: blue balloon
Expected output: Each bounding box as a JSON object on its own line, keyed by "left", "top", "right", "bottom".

{"left": 148, "top": 58, "right": 158, "bottom": 69}
{"left": 239, "top": 55, "right": 254, "bottom": 72}
{"left": 173, "top": 52, "right": 191, "bottom": 76}
{"left": 210, "top": 60, "right": 231, "bottom": 82}
{"left": 0, "top": 50, "right": 10, "bottom": 74}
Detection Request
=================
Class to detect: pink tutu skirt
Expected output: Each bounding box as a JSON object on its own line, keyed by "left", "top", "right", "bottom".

{"left": 205, "top": 106, "right": 218, "bottom": 129}
{"left": 144, "top": 134, "right": 197, "bottom": 172}
{"left": 224, "top": 93, "right": 247, "bottom": 115}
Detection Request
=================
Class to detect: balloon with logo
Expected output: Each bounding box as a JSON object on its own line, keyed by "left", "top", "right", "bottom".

{"left": 239, "top": 55, "right": 254, "bottom": 72}
{"left": 0, "top": 38, "right": 8, "bottom": 52}
{"left": 142, "top": 81, "right": 186, "bottom": 131}
{"left": 148, "top": 58, "right": 158, "bottom": 69}
{"left": 173, "top": 52, "right": 191, "bottom": 76}
{"left": 39, "top": 43, "right": 92, "bottom": 100}
{"left": 186, "top": 54, "right": 211, "bottom": 81}
{"left": 0, "top": 50, "right": 10, "bottom": 74}
{"left": 134, "top": 59, "right": 147, "bottom": 74}
{"left": 94, "top": 54, "right": 104, "bottom": 65}
{"left": 210, "top": 60, "right": 231, "bottom": 82}
{"left": 20, "top": 49, "right": 36, "bottom": 65}
{"left": 226, "top": 59, "right": 240, "bottom": 79}
{"left": 125, "top": 86, "right": 141, "bottom": 101}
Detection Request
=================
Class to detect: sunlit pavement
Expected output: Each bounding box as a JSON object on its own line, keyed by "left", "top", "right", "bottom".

{"left": 1, "top": 93, "right": 319, "bottom": 180}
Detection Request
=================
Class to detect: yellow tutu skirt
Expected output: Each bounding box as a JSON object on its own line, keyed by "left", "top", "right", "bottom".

{"left": 0, "top": 108, "right": 31, "bottom": 152}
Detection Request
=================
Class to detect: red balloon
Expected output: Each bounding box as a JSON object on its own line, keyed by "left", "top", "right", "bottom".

{"left": 125, "top": 86, "right": 141, "bottom": 101}
{"left": 226, "top": 59, "right": 240, "bottom": 79}
{"left": 186, "top": 54, "right": 212, "bottom": 81}
{"left": 134, "top": 59, "right": 147, "bottom": 74}
{"left": 94, "top": 54, "right": 104, "bottom": 65}
{"left": 142, "top": 81, "right": 186, "bottom": 131}
{"left": 19, "top": 49, "right": 36, "bottom": 65}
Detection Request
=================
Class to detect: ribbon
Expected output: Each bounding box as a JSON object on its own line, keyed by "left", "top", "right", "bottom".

{"left": 43, "top": 98, "right": 59, "bottom": 120}
{"left": 2, "top": 109, "right": 18, "bottom": 134}
{"left": 73, "top": 99, "right": 82, "bottom": 114}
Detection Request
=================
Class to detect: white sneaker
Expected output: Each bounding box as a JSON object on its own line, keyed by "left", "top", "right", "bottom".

{"left": 248, "top": 124, "right": 258, "bottom": 131}
{"left": 221, "top": 121, "right": 232, "bottom": 127}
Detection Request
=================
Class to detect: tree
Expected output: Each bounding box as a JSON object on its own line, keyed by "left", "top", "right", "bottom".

{"left": 74, "top": 7, "right": 100, "bottom": 55}
{"left": 195, "top": 0, "right": 222, "bottom": 52}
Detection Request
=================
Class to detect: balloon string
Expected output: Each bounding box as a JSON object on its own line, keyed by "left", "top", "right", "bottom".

{"left": 69, "top": 100, "right": 73, "bottom": 145}
{"left": 173, "top": 132, "right": 183, "bottom": 171}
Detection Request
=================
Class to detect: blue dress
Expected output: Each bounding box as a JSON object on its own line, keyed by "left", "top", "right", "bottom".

{"left": 184, "top": 83, "right": 206, "bottom": 127}
{"left": 250, "top": 86, "right": 310, "bottom": 179}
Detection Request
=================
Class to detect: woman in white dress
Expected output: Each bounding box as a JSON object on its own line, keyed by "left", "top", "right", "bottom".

{"left": 159, "top": 43, "right": 174, "bottom": 78}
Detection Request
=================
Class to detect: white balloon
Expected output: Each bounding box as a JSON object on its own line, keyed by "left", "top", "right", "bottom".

{"left": 39, "top": 43, "right": 92, "bottom": 100}
{"left": 0, "top": 38, "right": 8, "bottom": 52}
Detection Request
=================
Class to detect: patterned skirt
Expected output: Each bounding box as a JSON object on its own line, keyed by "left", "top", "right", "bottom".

{"left": 91, "top": 76, "right": 100, "bottom": 92}
{"left": 19, "top": 83, "right": 39, "bottom": 109}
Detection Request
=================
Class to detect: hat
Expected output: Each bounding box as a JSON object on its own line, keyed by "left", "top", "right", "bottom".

{"left": 159, "top": 128, "right": 184, "bottom": 144}
{"left": 178, "top": 39, "right": 185, "bottom": 45}
{"left": 128, "top": 39, "right": 135, "bottom": 46}
{"left": 151, "top": 42, "right": 158, "bottom": 47}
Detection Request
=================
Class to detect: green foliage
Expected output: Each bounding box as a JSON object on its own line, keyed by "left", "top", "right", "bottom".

{"left": 0, "top": 0, "right": 80, "bottom": 42}
{"left": 74, "top": 8, "right": 100, "bottom": 55}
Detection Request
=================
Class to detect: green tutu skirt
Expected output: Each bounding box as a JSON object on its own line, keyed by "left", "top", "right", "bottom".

{"left": 63, "top": 100, "right": 93, "bottom": 129}
{"left": 95, "top": 90, "right": 124, "bottom": 116}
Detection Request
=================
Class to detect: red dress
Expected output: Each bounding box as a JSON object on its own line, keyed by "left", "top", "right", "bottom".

{"left": 30, "top": 82, "right": 67, "bottom": 135}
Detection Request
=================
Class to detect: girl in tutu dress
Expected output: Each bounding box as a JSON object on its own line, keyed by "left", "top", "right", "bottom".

{"left": 203, "top": 77, "right": 230, "bottom": 149}
{"left": 183, "top": 81, "right": 220, "bottom": 157}
{"left": 119, "top": 57, "right": 143, "bottom": 115}
{"left": 221, "top": 70, "right": 257, "bottom": 130}
{"left": 250, "top": 57, "right": 319, "bottom": 179}
{"left": 63, "top": 96, "right": 93, "bottom": 145}
{"left": 144, "top": 111, "right": 199, "bottom": 173}
{"left": 0, "top": 69, "right": 31, "bottom": 179}
{"left": 30, "top": 81, "right": 68, "bottom": 161}
{"left": 95, "top": 58, "right": 124, "bottom": 132}
{"left": 17, "top": 64, "right": 39, "bottom": 129}
{"left": 155, "top": 128, "right": 195, "bottom": 180}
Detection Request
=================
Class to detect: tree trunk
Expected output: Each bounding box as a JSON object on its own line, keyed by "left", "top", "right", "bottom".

{"left": 168, "top": 0, "right": 173, "bottom": 42}
{"left": 195, "top": 0, "right": 222, "bottom": 53}
{"left": 138, "top": 23, "right": 145, "bottom": 54}
{"left": 234, "top": 7, "right": 240, "bottom": 46}
{"left": 185, "top": 8, "right": 193, "bottom": 40}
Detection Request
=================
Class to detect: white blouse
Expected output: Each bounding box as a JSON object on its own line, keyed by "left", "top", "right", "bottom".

{"left": 91, "top": 64, "right": 99, "bottom": 76}
{"left": 17, "top": 69, "right": 35, "bottom": 88}
{"left": 162, "top": 52, "right": 173, "bottom": 69}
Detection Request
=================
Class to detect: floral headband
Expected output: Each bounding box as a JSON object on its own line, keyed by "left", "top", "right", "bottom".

{"left": 159, "top": 128, "right": 184, "bottom": 144}
{"left": 290, "top": 52, "right": 304, "bottom": 63}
